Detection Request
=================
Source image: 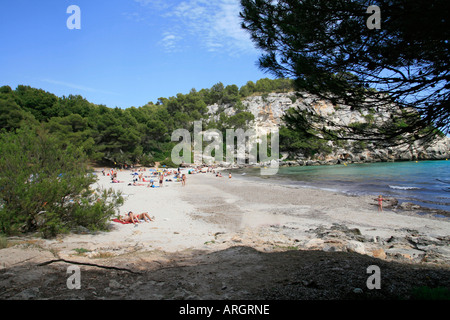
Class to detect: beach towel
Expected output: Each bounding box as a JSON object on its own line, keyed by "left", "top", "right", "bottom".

{"left": 112, "top": 218, "right": 132, "bottom": 224}
{"left": 112, "top": 218, "right": 145, "bottom": 224}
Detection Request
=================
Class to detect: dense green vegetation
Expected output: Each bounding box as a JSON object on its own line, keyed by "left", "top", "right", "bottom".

{"left": 0, "top": 127, "right": 123, "bottom": 237}
{"left": 0, "top": 78, "right": 298, "bottom": 236}
{"left": 0, "top": 78, "right": 294, "bottom": 167}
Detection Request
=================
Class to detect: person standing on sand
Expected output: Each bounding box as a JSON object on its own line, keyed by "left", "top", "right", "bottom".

{"left": 375, "top": 195, "right": 385, "bottom": 212}
{"left": 159, "top": 173, "right": 163, "bottom": 187}
{"left": 182, "top": 174, "right": 186, "bottom": 186}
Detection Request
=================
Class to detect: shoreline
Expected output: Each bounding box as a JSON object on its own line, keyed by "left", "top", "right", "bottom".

{"left": 1, "top": 167, "right": 449, "bottom": 300}
{"left": 226, "top": 160, "right": 450, "bottom": 216}
{"left": 236, "top": 174, "right": 450, "bottom": 220}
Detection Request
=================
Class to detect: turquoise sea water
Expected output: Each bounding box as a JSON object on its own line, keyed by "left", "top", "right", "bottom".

{"left": 234, "top": 160, "right": 450, "bottom": 213}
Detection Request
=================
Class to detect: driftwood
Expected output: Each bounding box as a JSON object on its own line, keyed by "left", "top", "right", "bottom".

{"left": 37, "top": 258, "right": 141, "bottom": 274}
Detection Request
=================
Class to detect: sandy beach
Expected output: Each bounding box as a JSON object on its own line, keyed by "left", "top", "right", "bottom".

{"left": 16, "top": 167, "right": 450, "bottom": 257}
{"left": 1, "top": 167, "right": 450, "bottom": 300}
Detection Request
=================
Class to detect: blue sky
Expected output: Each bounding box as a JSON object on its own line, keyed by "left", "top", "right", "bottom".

{"left": 0, "top": 0, "right": 270, "bottom": 108}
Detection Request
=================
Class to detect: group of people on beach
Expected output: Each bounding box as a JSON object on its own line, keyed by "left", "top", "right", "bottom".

{"left": 107, "top": 167, "right": 188, "bottom": 226}
{"left": 103, "top": 166, "right": 190, "bottom": 188}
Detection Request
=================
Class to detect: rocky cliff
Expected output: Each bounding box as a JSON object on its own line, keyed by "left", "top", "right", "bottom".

{"left": 207, "top": 92, "right": 450, "bottom": 165}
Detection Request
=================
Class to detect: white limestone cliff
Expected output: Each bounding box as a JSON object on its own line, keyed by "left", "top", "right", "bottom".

{"left": 206, "top": 92, "right": 450, "bottom": 165}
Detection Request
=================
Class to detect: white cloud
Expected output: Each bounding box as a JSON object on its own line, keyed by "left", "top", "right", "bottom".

{"left": 134, "top": 0, "right": 257, "bottom": 55}
{"left": 207, "top": 0, "right": 254, "bottom": 54}
{"left": 158, "top": 32, "right": 183, "bottom": 52}
{"left": 40, "top": 78, "right": 119, "bottom": 96}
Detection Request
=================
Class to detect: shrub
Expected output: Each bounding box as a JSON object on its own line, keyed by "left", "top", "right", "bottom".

{"left": 0, "top": 126, "right": 123, "bottom": 237}
{"left": 0, "top": 234, "right": 8, "bottom": 249}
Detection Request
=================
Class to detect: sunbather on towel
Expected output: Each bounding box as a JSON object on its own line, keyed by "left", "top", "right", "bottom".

{"left": 119, "top": 211, "right": 154, "bottom": 224}
{"left": 136, "top": 212, "right": 154, "bottom": 222}
{"left": 121, "top": 211, "right": 139, "bottom": 224}
{"left": 118, "top": 215, "right": 132, "bottom": 224}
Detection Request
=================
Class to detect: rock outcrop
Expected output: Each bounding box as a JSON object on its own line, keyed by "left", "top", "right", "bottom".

{"left": 207, "top": 92, "right": 450, "bottom": 165}
{"left": 303, "top": 224, "right": 450, "bottom": 265}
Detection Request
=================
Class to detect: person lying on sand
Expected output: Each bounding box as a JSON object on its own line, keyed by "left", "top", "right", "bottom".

{"left": 118, "top": 215, "right": 130, "bottom": 223}
{"left": 135, "top": 212, "right": 154, "bottom": 222}
{"left": 130, "top": 181, "right": 146, "bottom": 186}
{"left": 119, "top": 211, "right": 154, "bottom": 224}
{"left": 118, "top": 212, "right": 137, "bottom": 224}
{"left": 127, "top": 211, "right": 140, "bottom": 224}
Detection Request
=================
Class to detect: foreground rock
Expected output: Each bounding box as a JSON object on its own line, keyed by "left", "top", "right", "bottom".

{"left": 1, "top": 221, "right": 449, "bottom": 301}
{"left": 208, "top": 222, "right": 450, "bottom": 266}
{"left": 1, "top": 245, "right": 449, "bottom": 301}
{"left": 303, "top": 224, "right": 450, "bottom": 265}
